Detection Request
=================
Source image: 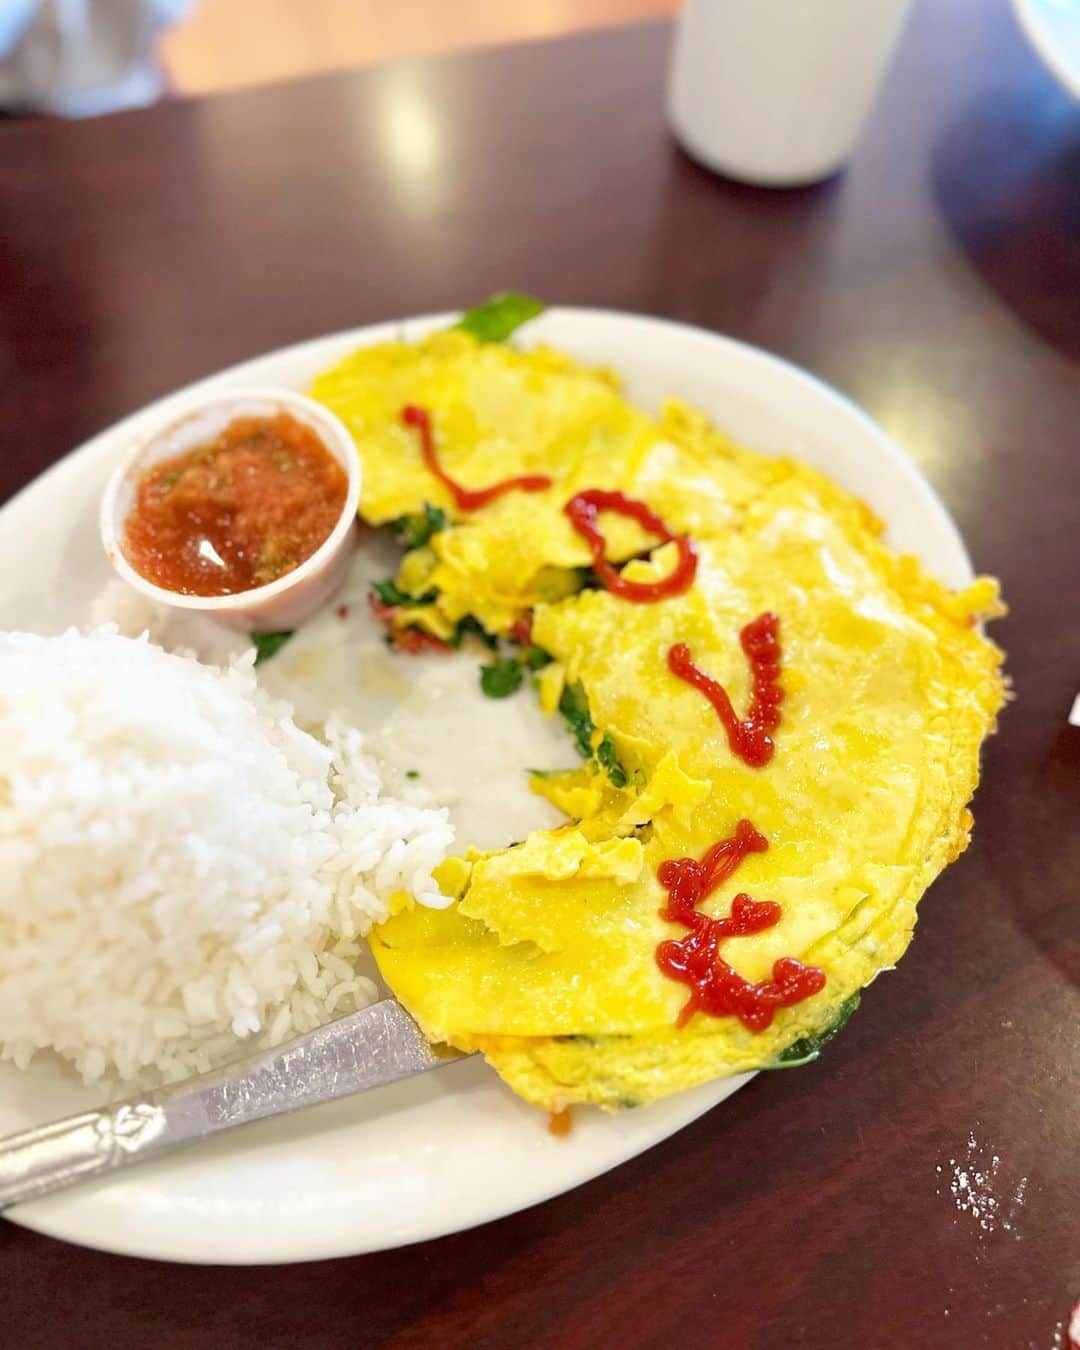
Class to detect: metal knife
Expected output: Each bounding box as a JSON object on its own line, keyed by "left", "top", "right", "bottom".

{"left": 0, "top": 999, "right": 457, "bottom": 1212}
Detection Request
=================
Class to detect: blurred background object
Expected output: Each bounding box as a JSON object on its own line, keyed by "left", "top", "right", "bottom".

{"left": 1011, "top": 0, "right": 1080, "bottom": 98}
{"left": 669, "top": 0, "right": 913, "bottom": 185}
{"left": 0, "top": 0, "right": 681, "bottom": 117}
{"left": 0, "top": 0, "right": 190, "bottom": 116}
{"left": 161, "top": 0, "right": 680, "bottom": 98}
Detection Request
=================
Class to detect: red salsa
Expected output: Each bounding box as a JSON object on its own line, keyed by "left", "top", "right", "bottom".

{"left": 667, "top": 612, "right": 784, "bottom": 767}
{"left": 123, "top": 412, "right": 348, "bottom": 597}
{"left": 402, "top": 404, "right": 552, "bottom": 510}
{"left": 563, "top": 489, "right": 698, "bottom": 602}
{"left": 655, "top": 819, "right": 826, "bottom": 1030}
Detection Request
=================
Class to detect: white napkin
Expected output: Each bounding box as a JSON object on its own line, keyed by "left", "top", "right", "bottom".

{"left": 0, "top": 0, "right": 189, "bottom": 117}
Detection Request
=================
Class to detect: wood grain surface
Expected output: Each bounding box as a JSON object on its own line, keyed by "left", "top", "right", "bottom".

{"left": 1, "top": 0, "right": 1078, "bottom": 1345}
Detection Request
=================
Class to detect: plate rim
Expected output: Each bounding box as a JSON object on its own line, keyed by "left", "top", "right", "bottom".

{"left": 0, "top": 306, "right": 975, "bottom": 1263}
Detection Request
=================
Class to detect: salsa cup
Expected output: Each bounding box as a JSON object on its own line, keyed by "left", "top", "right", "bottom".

{"left": 100, "top": 389, "right": 361, "bottom": 633}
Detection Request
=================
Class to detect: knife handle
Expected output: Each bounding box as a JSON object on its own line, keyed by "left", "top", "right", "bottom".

{"left": 0, "top": 1000, "right": 447, "bottom": 1211}
{"left": 0, "top": 1104, "right": 168, "bottom": 1210}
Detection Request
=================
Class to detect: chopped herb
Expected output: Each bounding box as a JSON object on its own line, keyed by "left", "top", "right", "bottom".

{"left": 251, "top": 630, "right": 294, "bottom": 665}
{"left": 558, "top": 682, "right": 595, "bottom": 759}
{"left": 617, "top": 1097, "right": 639, "bottom": 1109}
{"left": 405, "top": 770, "right": 420, "bottom": 780}
{"left": 450, "top": 614, "right": 499, "bottom": 651}
{"left": 596, "top": 732, "right": 628, "bottom": 788}
{"left": 156, "top": 469, "right": 182, "bottom": 492}
{"left": 766, "top": 992, "right": 862, "bottom": 1070}
{"left": 455, "top": 292, "right": 545, "bottom": 343}
{"left": 520, "top": 644, "right": 552, "bottom": 671}
{"left": 555, "top": 684, "right": 632, "bottom": 785}
{"left": 370, "top": 578, "right": 410, "bottom": 607}
{"left": 480, "top": 657, "right": 524, "bottom": 698}
{"left": 370, "top": 579, "right": 437, "bottom": 608}
{"left": 394, "top": 502, "right": 448, "bottom": 549}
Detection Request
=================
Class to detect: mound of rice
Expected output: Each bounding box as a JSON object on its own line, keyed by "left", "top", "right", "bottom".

{"left": 0, "top": 627, "right": 453, "bottom": 1085}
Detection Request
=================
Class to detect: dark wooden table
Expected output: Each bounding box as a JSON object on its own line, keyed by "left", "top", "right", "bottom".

{"left": 2, "top": 0, "right": 1078, "bottom": 1344}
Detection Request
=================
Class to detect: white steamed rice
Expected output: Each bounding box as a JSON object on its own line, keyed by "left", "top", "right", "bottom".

{"left": 0, "top": 627, "right": 453, "bottom": 1085}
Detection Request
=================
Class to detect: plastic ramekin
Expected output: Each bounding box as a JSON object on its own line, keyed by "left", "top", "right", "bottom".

{"left": 100, "top": 388, "right": 361, "bottom": 633}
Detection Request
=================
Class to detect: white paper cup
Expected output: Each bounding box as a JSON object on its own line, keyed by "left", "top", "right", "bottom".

{"left": 668, "top": 0, "right": 913, "bottom": 187}
{"left": 100, "top": 389, "right": 361, "bottom": 633}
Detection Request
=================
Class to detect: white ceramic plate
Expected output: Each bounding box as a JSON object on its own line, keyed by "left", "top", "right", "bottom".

{"left": 1013, "top": 0, "right": 1080, "bottom": 98}
{"left": 0, "top": 309, "right": 973, "bottom": 1265}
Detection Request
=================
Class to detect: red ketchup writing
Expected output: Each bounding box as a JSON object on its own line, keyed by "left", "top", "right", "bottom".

{"left": 563, "top": 489, "right": 698, "bottom": 602}
{"left": 402, "top": 405, "right": 552, "bottom": 511}
{"left": 655, "top": 819, "right": 826, "bottom": 1030}
{"left": 667, "top": 612, "right": 783, "bottom": 767}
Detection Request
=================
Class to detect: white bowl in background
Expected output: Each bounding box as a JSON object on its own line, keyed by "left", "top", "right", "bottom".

{"left": 1013, "top": 0, "right": 1080, "bottom": 98}
{"left": 99, "top": 388, "right": 361, "bottom": 633}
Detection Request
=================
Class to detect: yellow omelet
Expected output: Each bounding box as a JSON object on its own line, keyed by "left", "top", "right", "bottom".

{"left": 311, "top": 325, "right": 1005, "bottom": 1113}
